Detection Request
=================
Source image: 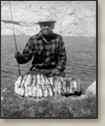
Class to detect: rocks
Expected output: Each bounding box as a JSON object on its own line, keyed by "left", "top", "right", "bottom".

{"left": 70, "top": 80, "right": 96, "bottom": 100}
{"left": 86, "top": 81, "right": 96, "bottom": 97}
{"left": 1, "top": 96, "right": 4, "bottom": 101}
{"left": 2, "top": 87, "right": 8, "bottom": 93}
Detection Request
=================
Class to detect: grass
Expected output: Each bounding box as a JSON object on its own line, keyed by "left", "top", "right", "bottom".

{"left": 1, "top": 85, "right": 97, "bottom": 118}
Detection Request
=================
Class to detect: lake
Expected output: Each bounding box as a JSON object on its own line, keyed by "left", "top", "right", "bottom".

{"left": 1, "top": 35, "right": 96, "bottom": 91}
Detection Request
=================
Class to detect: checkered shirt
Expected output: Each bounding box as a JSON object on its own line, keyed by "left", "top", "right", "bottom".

{"left": 18, "top": 31, "right": 67, "bottom": 71}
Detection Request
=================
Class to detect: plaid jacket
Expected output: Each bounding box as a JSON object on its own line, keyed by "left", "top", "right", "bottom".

{"left": 18, "top": 31, "right": 67, "bottom": 72}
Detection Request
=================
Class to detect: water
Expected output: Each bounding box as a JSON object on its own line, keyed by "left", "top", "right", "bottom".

{"left": 1, "top": 35, "right": 96, "bottom": 90}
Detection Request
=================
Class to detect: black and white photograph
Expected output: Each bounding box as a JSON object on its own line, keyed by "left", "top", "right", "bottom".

{"left": 1, "top": 0, "right": 97, "bottom": 119}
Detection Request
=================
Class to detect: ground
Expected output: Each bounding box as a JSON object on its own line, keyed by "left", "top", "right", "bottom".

{"left": 1, "top": 85, "right": 97, "bottom": 118}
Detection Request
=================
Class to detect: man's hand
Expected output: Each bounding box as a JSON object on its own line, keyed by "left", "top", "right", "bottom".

{"left": 42, "top": 69, "right": 52, "bottom": 76}
{"left": 14, "top": 51, "right": 21, "bottom": 60}
{"left": 51, "top": 68, "right": 60, "bottom": 76}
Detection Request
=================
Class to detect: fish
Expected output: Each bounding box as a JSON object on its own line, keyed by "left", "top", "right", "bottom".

{"left": 14, "top": 75, "right": 23, "bottom": 94}
{"left": 28, "top": 75, "right": 34, "bottom": 97}
{"left": 43, "top": 84, "right": 49, "bottom": 98}
{"left": 44, "top": 76, "right": 54, "bottom": 97}
{"left": 27, "top": 86, "right": 32, "bottom": 97}
{"left": 67, "top": 78, "right": 73, "bottom": 94}
{"left": 36, "top": 74, "right": 40, "bottom": 87}
{"left": 40, "top": 75, "right": 49, "bottom": 98}
{"left": 62, "top": 77, "right": 68, "bottom": 95}
{"left": 40, "top": 74, "right": 46, "bottom": 97}
{"left": 19, "top": 75, "right": 27, "bottom": 96}
{"left": 31, "top": 75, "right": 37, "bottom": 97}
{"left": 66, "top": 77, "right": 72, "bottom": 94}
{"left": 53, "top": 76, "right": 59, "bottom": 96}
{"left": 24, "top": 74, "right": 32, "bottom": 97}
{"left": 36, "top": 74, "right": 43, "bottom": 98}
{"left": 19, "top": 88, "right": 25, "bottom": 97}
{"left": 35, "top": 86, "right": 41, "bottom": 98}
{"left": 48, "top": 77, "right": 55, "bottom": 93}
{"left": 14, "top": 72, "right": 80, "bottom": 98}
{"left": 71, "top": 78, "right": 78, "bottom": 93}
{"left": 14, "top": 84, "right": 19, "bottom": 95}
{"left": 41, "top": 84, "right": 46, "bottom": 98}
{"left": 38, "top": 86, "right": 43, "bottom": 98}
{"left": 48, "top": 77, "right": 54, "bottom": 86}
{"left": 15, "top": 75, "right": 23, "bottom": 87}
{"left": 40, "top": 74, "right": 46, "bottom": 85}
{"left": 57, "top": 77, "right": 63, "bottom": 96}
{"left": 77, "top": 78, "right": 81, "bottom": 92}
{"left": 32, "top": 86, "right": 37, "bottom": 98}
{"left": 35, "top": 88, "right": 38, "bottom": 98}
{"left": 20, "top": 75, "right": 27, "bottom": 87}
{"left": 68, "top": 78, "right": 78, "bottom": 94}
{"left": 15, "top": 86, "right": 20, "bottom": 95}
{"left": 34, "top": 87, "right": 38, "bottom": 98}
{"left": 16, "top": 88, "right": 22, "bottom": 96}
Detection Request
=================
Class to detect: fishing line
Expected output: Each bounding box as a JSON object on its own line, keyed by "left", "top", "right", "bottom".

{"left": 8, "top": 1, "right": 21, "bottom": 76}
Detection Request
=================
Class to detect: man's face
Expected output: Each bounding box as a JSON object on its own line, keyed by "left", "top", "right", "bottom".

{"left": 39, "top": 22, "right": 55, "bottom": 35}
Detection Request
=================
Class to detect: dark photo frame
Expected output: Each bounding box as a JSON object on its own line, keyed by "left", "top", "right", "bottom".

{"left": 0, "top": 0, "right": 98, "bottom": 119}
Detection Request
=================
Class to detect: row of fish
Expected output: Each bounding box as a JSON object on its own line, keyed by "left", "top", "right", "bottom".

{"left": 14, "top": 74, "right": 80, "bottom": 98}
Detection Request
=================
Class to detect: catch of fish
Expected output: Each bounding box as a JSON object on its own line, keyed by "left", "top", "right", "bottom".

{"left": 15, "top": 73, "right": 81, "bottom": 99}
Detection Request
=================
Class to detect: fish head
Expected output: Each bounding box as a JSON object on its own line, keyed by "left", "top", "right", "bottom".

{"left": 32, "top": 75, "right": 37, "bottom": 86}
{"left": 48, "top": 77, "right": 54, "bottom": 86}
{"left": 70, "top": 78, "right": 78, "bottom": 93}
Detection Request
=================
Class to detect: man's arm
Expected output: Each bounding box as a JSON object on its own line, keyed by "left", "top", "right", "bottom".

{"left": 56, "top": 36, "right": 67, "bottom": 71}
{"left": 15, "top": 37, "right": 34, "bottom": 64}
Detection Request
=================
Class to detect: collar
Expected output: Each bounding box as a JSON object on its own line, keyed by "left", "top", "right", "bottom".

{"left": 36, "top": 31, "right": 48, "bottom": 43}
{"left": 36, "top": 30, "right": 58, "bottom": 40}
{"left": 36, "top": 31, "right": 58, "bottom": 44}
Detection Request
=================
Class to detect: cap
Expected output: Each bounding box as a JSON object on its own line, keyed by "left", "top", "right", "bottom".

{"left": 38, "top": 20, "right": 56, "bottom": 24}
{"left": 37, "top": 16, "right": 56, "bottom": 24}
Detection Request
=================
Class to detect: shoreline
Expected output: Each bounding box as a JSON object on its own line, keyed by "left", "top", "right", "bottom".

{"left": 1, "top": 34, "right": 96, "bottom": 38}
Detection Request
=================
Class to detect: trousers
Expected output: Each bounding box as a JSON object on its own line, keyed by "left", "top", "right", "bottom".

{"left": 29, "top": 65, "right": 65, "bottom": 77}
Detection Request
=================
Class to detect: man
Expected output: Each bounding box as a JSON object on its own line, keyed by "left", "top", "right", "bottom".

{"left": 15, "top": 19, "right": 67, "bottom": 77}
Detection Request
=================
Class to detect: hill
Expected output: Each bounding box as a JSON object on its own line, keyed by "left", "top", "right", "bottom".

{"left": 1, "top": 1, "right": 96, "bottom": 36}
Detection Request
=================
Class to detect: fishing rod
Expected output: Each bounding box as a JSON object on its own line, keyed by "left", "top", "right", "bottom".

{"left": 8, "top": 1, "right": 21, "bottom": 76}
